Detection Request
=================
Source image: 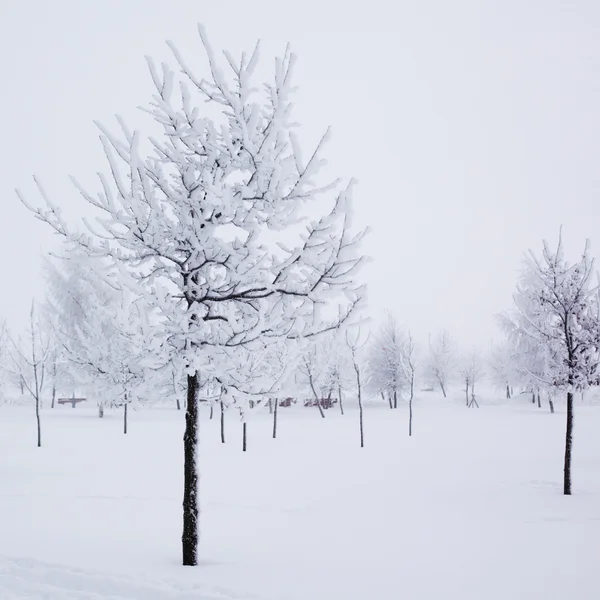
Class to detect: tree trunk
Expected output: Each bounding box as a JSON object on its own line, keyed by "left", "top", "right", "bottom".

{"left": 465, "top": 379, "right": 469, "bottom": 406}
{"left": 209, "top": 402, "right": 214, "bottom": 420}
{"left": 338, "top": 386, "right": 344, "bottom": 415}
{"left": 272, "top": 397, "right": 278, "bottom": 439}
{"left": 35, "top": 394, "right": 41, "bottom": 448}
{"left": 549, "top": 399, "right": 554, "bottom": 413}
{"left": 382, "top": 391, "right": 392, "bottom": 410}
{"left": 98, "top": 405, "right": 104, "bottom": 418}
{"left": 306, "top": 365, "right": 326, "bottom": 418}
{"left": 242, "top": 421, "right": 247, "bottom": 452}
{"left": 51, "top": 385, "right": 56, "bottom": 408}
{"left": 537, "top": 392, "right": 541, "bottom": 408}
{"left": 440, "top": 381, "right": 447, "bottom": 398}
{"left": 393, "top": 390, "right": 398, "bottom": 409}
{"left": 357, "top": 380, "right": 364, "bottom": 448}
{"left": 563, "top": 391, "right": 574, "bottom": 495}
{"left": 506, "top": 384, "right": 510, "bottom": 399}
{"left": 269, "top": 399, "right": 273, "bottom": 414}
{"left": 176, "top": 398, "right": 181, "bottom": 411}
{"left": 220, "top": 398, "right": 225, "bottom": 444}
{"left": 409, "top": 397, "right": 413, "bottom": 437}
{"left": 123, "top": 402, "right": 128, "bottom": 435}
{"left": 316, "top": 397, "right": 325, "bottom": 418}
{"left": 532, "top": 391, "right": 536, "bottom": 404}
{"left": 182, "top": 372, "right": 200, "bottom": 566}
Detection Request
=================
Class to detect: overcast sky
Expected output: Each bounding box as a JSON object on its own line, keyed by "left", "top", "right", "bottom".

{"left": 1, "top": 0, "right": 599, "bottom": 350}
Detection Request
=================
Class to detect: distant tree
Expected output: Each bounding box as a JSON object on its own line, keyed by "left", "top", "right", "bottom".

{"left": 487, "top": 342, "right": 517, "bottom": 400}
{"left": 425, "top": 331, "right": 456, "bottom": 398}
{"left": 366, "top": 314, "right": 406, "bottom": 409}
{"left": 0, "top": 323, "right": 7, "bottom": 404}
{"left": 45, "top": 254, "right": 161, "bottom": 431}
{"left": 502, "top": 234, "right": 600, "bottom": 495}
{"left": 321, "top": 333, "right": 353, "bottom": 415}
{"left": 460, "top": 349, "right": 484, "bottom": 408}
{"left": 347, "top": 329, "right": 368, "bottom": 448}
{"left": 399, "top": 332, "right": 417, "bottom": 435}
{"left": 9, "top": 302, "right": 51, "bottom": 447}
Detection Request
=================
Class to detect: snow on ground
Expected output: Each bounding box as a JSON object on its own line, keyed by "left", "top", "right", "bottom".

{"left": 1, "top": 393, "right": 599, "bottom": 599}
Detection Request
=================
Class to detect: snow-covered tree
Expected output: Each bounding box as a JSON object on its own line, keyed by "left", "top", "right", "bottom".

{"left": 366, "top": 314, "right": 407, "bottom": 409}
{"left": 45, "top": 254, "right": 161, "bottom": 429}
{"left": 425, "top": 331, "right": 456, "bottom": 398}
{"left": 18, "top": 26, "right": 365, "bottom": 565}
{"left": 502, "top": 234, "right": 600, "bottom": 494}
{"left": 459, "top": 348, "right": 484, "bottom": 408}
{"left": 487, "top": 342, "right": 517, "bottom": 400}
{"left": 298, "top": 341, "right": 334, "bottom": 418}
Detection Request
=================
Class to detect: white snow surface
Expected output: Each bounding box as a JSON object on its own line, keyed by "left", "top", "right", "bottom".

{"left": 1, "top": 393, "right": 600, "bottom": 599}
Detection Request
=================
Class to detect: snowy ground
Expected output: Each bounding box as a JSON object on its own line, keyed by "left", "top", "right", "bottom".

{"left": 1, "top": 393, "right": 599, "bottom": 599}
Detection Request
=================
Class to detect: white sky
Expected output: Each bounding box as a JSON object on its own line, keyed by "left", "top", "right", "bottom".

{"left": 1, "top": 0, "right": 600, "bottom": 351}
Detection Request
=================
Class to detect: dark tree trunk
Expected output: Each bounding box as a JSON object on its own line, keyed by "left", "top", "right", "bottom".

{"left": 338, "top": 386, "right": 344, "bottom": 415}
{"left": 269, "top": 399, "right": 273, "bottom": 414}
{"left": 35, "top": 394, "right": 41, "bottom": 448}
{"left": 537, "top": 392, "right": 541, "bottom": 408}
{"left": 242, "top": 421, "right": 247, "bottom": 452}
{"left": 123, "top": 402, "right": 128, "bottom": 435}
{"left": 51, "top": 385, "right": 56, "bottom": 408}
{"left": 564, "top": 391, "right": 574, "bottom": 495}
{"left": 308, "top": 377, "right": 325, "bottom": 418}
{"left": 440, "top": 381, "right": 447, "bottom": 398}
{"left": 176, "top": 398, "right": 181, "bottom": 411}
{"left": 316, "top": 397, "right": 325, "bottom": 418}
{"left": 272, "top": 397, "right": 278, "bottom": 439}
{"left": 98, "top": 405, "right": 104, "bottom": 418}
{"left": 506, "top": 384, "right": 510, "bottom": 399}
{"left": 393, "top": 390, "right": 398, "bottom": 409}
{"left": 209, "top": 402, "right": 214, "bottom": 420}
{"left": 382, "top": 391, "right": 392, "bottom": 410}
{"left": 409, "top": 375, "right": 414, "bottom": 436}
{"left": 532, "top": 391, "right": 536, "bottom": 404}
{"left": 220, "top": 398, "right": 225, "bottom": 444}
{"left": 549, "top": 399, "right": 555, "bottom": 413}
{"left": 182, "top": 372, "right": 200, "bottom": 566}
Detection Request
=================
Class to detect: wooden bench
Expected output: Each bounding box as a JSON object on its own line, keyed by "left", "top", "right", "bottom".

{"left": 57, "top": 397, "right": 87, "bottom": 408}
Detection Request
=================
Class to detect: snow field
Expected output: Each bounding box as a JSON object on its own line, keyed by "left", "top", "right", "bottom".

{"left": 1, "top": 396, "right": 599, "bottom": 599}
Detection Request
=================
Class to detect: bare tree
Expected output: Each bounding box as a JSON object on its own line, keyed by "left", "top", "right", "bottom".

{"left": 347, "top": 329, "right": 368, "bottom": 448}
{"left": 9, "top": 302, "right": 51, "bottom": 447}
{"left": 399, "top": 332, "right": 417, "bottom": 436}
{"left": 425, "top": 331, "right": 456, "bottom": 398}
{"left": 460, "top": 349, "right": 484, "bottom": 408}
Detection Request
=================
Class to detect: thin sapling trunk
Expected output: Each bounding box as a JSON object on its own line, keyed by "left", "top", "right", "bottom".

{"left": 220, "top": 398, "right": 225, "bottom": 444}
